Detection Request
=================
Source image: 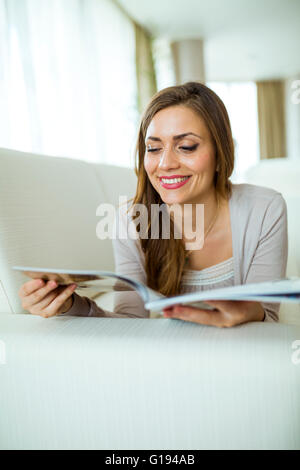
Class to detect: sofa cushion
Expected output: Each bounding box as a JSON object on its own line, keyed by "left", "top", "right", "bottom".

{"left": 1, "top": 313, "right": 300, "bottom": 450}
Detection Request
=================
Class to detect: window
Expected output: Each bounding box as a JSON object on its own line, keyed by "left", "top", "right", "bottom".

{"left": 152, "top": 37, "right": 176, "bottom": 91}
{"left": 206, "top": 82, "right": 259, "bottom": 181}
{"left": 0, "top": 0, "right": 139, "bottom": 167}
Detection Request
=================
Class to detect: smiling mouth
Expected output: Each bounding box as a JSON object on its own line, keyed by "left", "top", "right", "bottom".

{"left": 159, "top": 175, "right": 192, "bottom": 189}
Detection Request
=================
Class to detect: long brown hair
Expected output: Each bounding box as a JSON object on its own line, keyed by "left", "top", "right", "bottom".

{"left": 131, "top": 82, "right": 235, "bottom": 296}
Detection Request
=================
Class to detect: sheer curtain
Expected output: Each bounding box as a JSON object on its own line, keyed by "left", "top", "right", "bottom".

{"left": 0, "top": 0, "right": 138, "bottom": 166}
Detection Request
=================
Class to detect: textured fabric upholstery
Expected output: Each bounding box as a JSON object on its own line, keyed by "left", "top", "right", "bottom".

{"left": 0, "top": 313, "right": 300, "bottom": 450}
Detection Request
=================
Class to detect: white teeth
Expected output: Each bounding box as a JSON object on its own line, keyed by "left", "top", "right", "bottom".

{"left": 161, "top": 176, "right": 190, "bottom": 184}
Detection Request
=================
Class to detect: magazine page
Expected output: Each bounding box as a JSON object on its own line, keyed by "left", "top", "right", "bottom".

{"left": 145, "top": 278, "right": 300, "bottom": 311}
{"left": 12, "top": 266, "right": 164, "bottom": 304}
{"left": 14, "top": 266, "right": 300, "bottom": 314}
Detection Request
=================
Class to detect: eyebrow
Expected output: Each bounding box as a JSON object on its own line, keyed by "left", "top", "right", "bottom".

{"left": 146, "top": 132, "right": 203, "bottom": 142}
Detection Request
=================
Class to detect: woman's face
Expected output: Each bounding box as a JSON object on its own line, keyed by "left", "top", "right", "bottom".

{"left": 144, "top": 105, "right": 217, "bottom": 206}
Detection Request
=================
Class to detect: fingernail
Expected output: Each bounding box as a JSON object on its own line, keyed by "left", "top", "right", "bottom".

{"left": 70, "top": 284, "right": 77, "bottom": 290}
{"left": 163, "top": 311, "right": 173, "bottom": 317}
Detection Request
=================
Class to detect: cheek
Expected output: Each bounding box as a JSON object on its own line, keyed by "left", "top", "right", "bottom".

{"left": 187, "top": 153, "right": 215, "bottom": 173}
{"left": 144, "top": 155, "right": 156, "bottom": 177}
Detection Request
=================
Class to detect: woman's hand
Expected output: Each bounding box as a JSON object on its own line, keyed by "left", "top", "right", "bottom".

{"left": 163, "top": 300, "right": 265, "bottom": 327}
{"left": 18, "top": 279, "right": 77, "bottom": 318}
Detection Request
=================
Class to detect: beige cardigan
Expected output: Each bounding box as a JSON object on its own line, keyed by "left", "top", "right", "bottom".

{"left": 67, "top": 184, "right": 288, "bottom": 322}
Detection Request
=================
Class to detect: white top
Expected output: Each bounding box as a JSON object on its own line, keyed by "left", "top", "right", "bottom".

{"left": 181, "top": 257, "right": 234, "bottom": 288}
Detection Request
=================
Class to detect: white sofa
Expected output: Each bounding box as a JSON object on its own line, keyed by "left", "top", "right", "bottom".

{"left": 0, "top": 148, "right": 300, "bottom": 450}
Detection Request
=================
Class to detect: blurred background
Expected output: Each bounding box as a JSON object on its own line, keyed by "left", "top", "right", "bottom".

{"left": 0, "top": 0, "right": 299, "bottom": 182}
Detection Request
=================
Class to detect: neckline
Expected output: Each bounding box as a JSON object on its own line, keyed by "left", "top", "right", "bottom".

{"left": 183, "top": 255, "right": 234, "bottom": 274}
{"left": 184, "top": 185, "right": 236, "bottom": 274}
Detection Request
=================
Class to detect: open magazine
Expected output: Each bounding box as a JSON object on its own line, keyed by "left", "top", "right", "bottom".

{"left": 13, "top": 265, "right": 300, "bottom": 313}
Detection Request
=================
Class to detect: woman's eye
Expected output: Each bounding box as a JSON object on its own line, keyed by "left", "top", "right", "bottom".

{"left": 179, "top": 144, "right": 199, "bottom": 152}
{"left": 147, "top": 148, "right": 161, "bottom": 153}
{"left": 146, "top": 144, "right": 199, "bottom": 153}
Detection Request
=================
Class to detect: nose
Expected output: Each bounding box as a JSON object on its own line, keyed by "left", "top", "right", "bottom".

{"left": 158, "top": 146, "right": 180, "bottom": 171}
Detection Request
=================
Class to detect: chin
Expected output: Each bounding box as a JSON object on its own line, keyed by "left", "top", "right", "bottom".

{"left": 159, "top": 192, "right": 189, "bottom": 205}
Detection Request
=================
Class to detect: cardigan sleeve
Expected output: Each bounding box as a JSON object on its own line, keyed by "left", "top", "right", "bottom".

{"left": 244, "top": 193, "right": 288, "bottom": 322}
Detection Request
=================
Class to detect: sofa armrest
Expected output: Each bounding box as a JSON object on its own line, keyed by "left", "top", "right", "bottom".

{"left": 1, "top": 314, "right": 300, "bottom": 450}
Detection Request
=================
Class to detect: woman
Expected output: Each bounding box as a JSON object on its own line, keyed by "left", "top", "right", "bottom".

{"left": 18, "top": 82, "right": 288, "bottom": 326}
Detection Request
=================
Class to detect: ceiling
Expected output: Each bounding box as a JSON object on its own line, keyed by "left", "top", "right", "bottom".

{"left": 117, "top": 0, "right": 300, "bottom": 81}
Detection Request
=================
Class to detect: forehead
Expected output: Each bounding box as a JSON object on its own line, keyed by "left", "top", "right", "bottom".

{"left": 145, "top": 105, "right": 207, "bottom": 139}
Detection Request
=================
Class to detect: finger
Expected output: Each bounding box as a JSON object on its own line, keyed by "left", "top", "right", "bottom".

{"left": 44, "top": 284, "right": 77, "bottom": 317}
{"left": 22, "top": 280, "right": 58, "bottom": 309}
{"left": 163, "top": 304, "right": 194, "bottom": 316}
{"left": 162, "top": 306, "right": 174, "bottom": 313}
{"left": 30, "top": 288, "right": 60, "bottom": 312}
{"left": 19, "top": 279, "right": 45, "bottom": 297}
{"left": 167, "top": 304, "right": 225, "bottom": 327}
